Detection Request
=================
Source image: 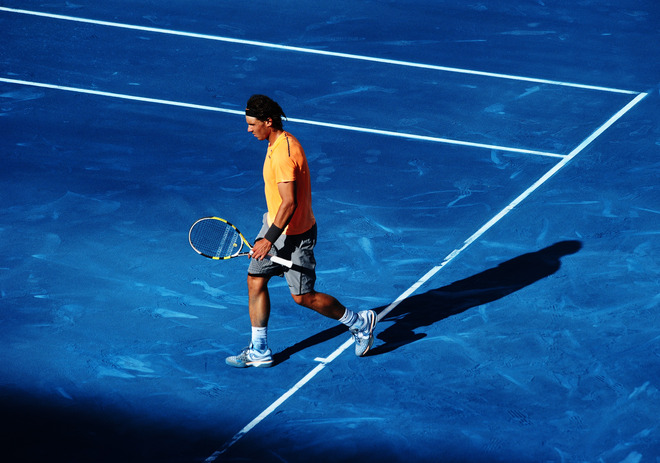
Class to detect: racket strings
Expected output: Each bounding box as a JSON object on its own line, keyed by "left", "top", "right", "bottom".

{"left": 190, "top": 219, "right": 243, "bottom": 258}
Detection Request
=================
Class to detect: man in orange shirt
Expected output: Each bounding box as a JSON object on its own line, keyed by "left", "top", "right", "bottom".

{"left": 226, "top": 94, "right": 377, "bottom": 368}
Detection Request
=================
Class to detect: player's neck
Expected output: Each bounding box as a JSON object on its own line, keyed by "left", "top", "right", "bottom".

{"left": 267, "top": 128, "right": 284, "bottom": 146}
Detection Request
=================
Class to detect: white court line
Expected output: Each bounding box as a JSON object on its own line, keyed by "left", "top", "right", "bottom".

{"left": 0, "top": 77, "right": 245, "bottom": 116}
{"left": 207, "top": 90, "right": 647, "bottom": 460}
{"left": 0, "top": 6, "right": 638, "bottom": 95}
{"left": 286, "top": 116, "right": 566, "bottom": 158}
{"left": 0, "top": 77, "right": 564, "bottom": 158}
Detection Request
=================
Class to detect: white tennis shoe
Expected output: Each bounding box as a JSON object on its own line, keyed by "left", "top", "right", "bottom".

{"left": 226, "top": 344, "right": 273, "bottom": 368}
{"left": 350, "top": 310, "right": 377, "bottom": 357}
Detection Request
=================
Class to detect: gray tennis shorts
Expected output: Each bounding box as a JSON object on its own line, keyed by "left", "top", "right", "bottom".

{"left": 248, "top": 214, "right": 317, "bottom": 295}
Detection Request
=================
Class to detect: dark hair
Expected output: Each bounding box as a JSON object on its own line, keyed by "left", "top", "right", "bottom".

{"left": 245, "top": 94, "right": 286, "bottom": 130}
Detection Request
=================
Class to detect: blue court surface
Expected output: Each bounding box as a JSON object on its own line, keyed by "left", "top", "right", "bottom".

{"left": 1, "top": 1, "right": 659, "bottom": 462}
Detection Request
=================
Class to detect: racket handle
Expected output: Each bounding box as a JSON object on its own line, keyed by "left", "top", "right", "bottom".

{"left": 269, "top": 255, "right": 293, "bottom": 268}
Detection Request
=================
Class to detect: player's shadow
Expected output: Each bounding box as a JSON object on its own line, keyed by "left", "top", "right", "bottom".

{"left": 273, "top": 240, "right": 581, "bottom": 364}
{"left": 273, "top": 325, "right": 347, "bottom": 365}
{"left": 368, "top": 240, "right": 582, "bottom": 356}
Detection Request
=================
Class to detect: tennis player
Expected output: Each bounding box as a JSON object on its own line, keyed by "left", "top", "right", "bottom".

{"left": 226, "top": 94, "right": 376, "bottom": 368}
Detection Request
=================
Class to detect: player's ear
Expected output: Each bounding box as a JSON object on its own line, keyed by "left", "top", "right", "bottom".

{"left": 265, "top": 117, "right": 273, "bottom": 127}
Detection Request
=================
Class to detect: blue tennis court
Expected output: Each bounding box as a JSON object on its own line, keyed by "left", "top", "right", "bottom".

{"left": 1, "top": 1, "right": 659, "bottom": 462}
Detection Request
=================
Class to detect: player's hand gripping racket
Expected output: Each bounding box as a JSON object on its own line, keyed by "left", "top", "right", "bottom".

{"left": 188, "top": 217, "right": 293, "bottom": 268}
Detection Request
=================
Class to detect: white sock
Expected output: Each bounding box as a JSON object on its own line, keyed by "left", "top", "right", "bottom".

{"left": 338, "top": 308, "right": 360, "bottom": 329}
{"left": 251, "top": 326, "right": 268, "bottom": 352}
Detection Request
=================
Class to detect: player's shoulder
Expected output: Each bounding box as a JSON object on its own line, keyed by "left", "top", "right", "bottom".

{"left": 282, "top": 131, "right": 303, "bottom": 147}
{"left": 279, "top": 132, "right": 305, "bottom": 156}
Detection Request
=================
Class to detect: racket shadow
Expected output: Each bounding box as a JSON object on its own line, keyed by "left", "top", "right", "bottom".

{"left": 367, "top": 240, "right": 583, "bottom": 357}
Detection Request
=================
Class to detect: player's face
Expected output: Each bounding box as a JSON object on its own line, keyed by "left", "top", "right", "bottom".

{"left": 246, "top": 116, "right": 272, "bottom": 141}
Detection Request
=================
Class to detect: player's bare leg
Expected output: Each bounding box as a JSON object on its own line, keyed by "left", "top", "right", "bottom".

{"left": 247, "top": 274, "right": 271, "bottom": 327}
{"left": 292, "top": 290, "right": 345, "bottom": 320}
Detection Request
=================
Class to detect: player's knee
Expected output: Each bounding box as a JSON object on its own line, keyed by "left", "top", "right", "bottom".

{"left": 248, "top": 274, "right": 269, "bottom": 293}
{"left": 292, "top": 291, "right": 314, "bottom": 308}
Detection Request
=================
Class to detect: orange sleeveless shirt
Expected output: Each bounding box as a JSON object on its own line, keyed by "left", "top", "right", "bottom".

{"left": 263, "top": 132, "right": 315, "bottom": 235}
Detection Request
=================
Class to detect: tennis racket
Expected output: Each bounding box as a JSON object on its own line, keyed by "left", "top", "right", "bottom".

{"left": 188, "top": 216, "right": 293, "bottom": 268}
